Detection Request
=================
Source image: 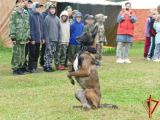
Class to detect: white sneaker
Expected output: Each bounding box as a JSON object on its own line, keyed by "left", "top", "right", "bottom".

{"left": 153, "top": 59, "right": 160, "bottom": 62}
{"left": 116, "top": 59, "right": 125, "bottom": 64}
{"left": 124, "top": 59, "right": 131, "bottom": 63}
{"left": 146, "top": 57, "right": 151, "bottom": 61}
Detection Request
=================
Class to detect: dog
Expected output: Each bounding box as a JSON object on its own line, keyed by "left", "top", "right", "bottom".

{"left": 67, "top": 25, "right": 118, "bottom": 110}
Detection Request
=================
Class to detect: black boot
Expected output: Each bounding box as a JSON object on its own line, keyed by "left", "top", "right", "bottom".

{"left": 13, "top": 69, "right": 24, "bottom": 75}
{"left": 43, "top": 66, "right": 53, "bottom": 72}
{"left": 34, "top": 62, "right": 38, "bottom": 71}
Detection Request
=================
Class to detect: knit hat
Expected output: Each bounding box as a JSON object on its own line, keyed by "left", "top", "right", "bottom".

{"left": 65, "top": 6, "right": 72, "bottom": 10}
{"left": 45, "top": 2, "right": 52, "bottom": 10}
{"left": 16, "top": 0, "right": 24, "bottom": 4}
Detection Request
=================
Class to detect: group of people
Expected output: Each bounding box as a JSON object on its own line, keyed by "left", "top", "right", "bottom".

{"left": 11, "top": 0, "right": 160, "bottom": 75}
{"left": 9, "top": 0, "right": 106, "bottom": 75}
{"left": 144, "top": 5, "right": 160, "bottom": 62}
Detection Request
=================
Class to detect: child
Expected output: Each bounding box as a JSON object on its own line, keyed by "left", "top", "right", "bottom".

{"left": 116, "top": 2, "right": 137, "bottom": 64}
{"left": 23, "top": 0, "right": 33, "bottom": 71}
{"left": 9, "top": 0, "right": 30, "bottom": 75}
{"left": 65, "top": 6, "right": 73, "bottom": 23}
{"left": 146, "top": 9, "right": 157, "bottom": 60}
{"left": 57, "top": 10, "right": 70, "bottom": 70}
{"left": 29, "top": 2, "right": 44, "bottom": 73}
{"left": 84, "top": 15, "right": 95, "bottom": 33}
{"left": 95, "top": 14, "right": 107, "bottom": 66}
{"left": 39, "top": 1, "right": 52, "bottom": 67}
{"left": 152, "top": 15, "right": 160, "bottom": 62}
{"left": 43, "top": 4, "right": 61, "bottom": 72}
{"left": 68, "top": 12, "right": 84, "bottom": 63}
{"left": 144, "top": 11, "right": 152, "bottom": 59}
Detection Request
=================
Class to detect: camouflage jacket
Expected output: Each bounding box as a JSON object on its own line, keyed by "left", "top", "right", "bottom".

{"left": 84, "top": 24, "right": 95, "bottom": 33}
{"left": 9, "top": 8, "right": 30, "bottom": 43}
{"left": 95, "top": 23, "right": 107, "bottom": 44}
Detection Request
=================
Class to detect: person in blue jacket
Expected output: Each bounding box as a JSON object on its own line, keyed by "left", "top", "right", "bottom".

{"left": 29, "top": 2, "right": 44, "bottom": 73}
{"left": 68, "top": 11, "right": 84, "bottom": 63}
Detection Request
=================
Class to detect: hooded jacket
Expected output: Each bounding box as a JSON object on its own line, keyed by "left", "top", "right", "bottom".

{"left": 60, "top": 11, "right": 70, "bottom": 44}
{"left": 69, "top": 12, "right": 84, "bottom": 45}
{"left": 44, "top": 11, "right": 61, "bottom": 43}
{"left": 30, "top": 2, "right": 44, "bottom": 42}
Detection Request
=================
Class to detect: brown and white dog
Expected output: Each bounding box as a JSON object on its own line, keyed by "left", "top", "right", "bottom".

{"left": 67, "top": 25, "right": 118, "bottom": 110}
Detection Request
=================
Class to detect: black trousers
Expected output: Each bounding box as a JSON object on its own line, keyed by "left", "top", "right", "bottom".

{"left": 39, "top": 43, "right": 45, "bottom": 66}
{"left": 23, "top": 43, "right": 29, "bottom": 68}
{"left": 28, "top": 42, "right": 40, "bottom": 70}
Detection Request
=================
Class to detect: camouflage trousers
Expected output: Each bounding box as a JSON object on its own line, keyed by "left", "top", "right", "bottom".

{"left": 96, "top": 43, "right": 103, "bottom": 62}
{"left": 68, "top": 44, "right": 80, "bottom": 63}
{"left": 11, "top": 43, "right": 26, "bottom": 71}
{"left": 57, "top": 44, "right": 68, "bottom": 65}
{"left": 44, "top": 41, "right": 58, "bottom": 67}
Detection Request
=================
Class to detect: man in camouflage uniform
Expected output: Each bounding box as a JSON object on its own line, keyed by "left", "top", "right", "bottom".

{"left": 9, "top": 0, "right": 30, "bottom": 75}
{"left": 95, "top": 14, "right": 107, "bottom": 66}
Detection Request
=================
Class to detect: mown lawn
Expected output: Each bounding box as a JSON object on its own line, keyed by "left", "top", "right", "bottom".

{"left": 0, "top": 42, "right": 160, "bottom": 120}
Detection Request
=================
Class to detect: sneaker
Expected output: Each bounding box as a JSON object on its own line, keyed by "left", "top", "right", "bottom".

{"left": 21, "top": 68, "right": 29, "bottom": 73}
{"left": 116, "top": 59, "right": 125, "bottom": 64}
{"left": 59, "top": 65, "right": 65, "bottom": 70}
{"left": 146, "top": 57, "right": 151, "bottom": 61}
{"left": 43, "top": 66, "right": 53, "bottom": 72}
{"left": 29, "top": 69, "right": 37, "bottom": 73}
{"left": 49, "top": 67, "right": 55, "bottom": 72}
{"left": 124, "top": 59, "right": 131, "bottom": 64}
{"left": 153, "top": 59, "right": 160, "bottom": 62}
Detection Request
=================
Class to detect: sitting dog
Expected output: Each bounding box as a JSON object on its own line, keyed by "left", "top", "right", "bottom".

{"left": 67, "top": 25, "right": 118, "bottom": 110}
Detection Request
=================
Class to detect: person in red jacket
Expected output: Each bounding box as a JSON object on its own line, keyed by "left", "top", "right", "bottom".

{"left": 116, "top": 2, "right": 137, "bottom": 63}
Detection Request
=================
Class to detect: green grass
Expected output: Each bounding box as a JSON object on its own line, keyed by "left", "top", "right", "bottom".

{"left": 0, "top": 42, "right": 160, "bottom": 120}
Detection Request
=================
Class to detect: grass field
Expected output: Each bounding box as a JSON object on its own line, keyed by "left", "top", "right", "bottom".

{"left": 0, "top": 42, "right": 160, "bottom": 120}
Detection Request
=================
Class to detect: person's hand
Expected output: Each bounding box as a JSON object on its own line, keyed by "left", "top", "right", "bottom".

{"left": 31, "top": 41, "right": 35, "bottom": 45}
{"left": 26, "top": 40, "right": 30, "bottom": 43}
{"left": 12, "top": 41, "right": 16, "bottom": 45}
{"left": 41, "top": 40, "right": 45, "bottom": 44}
{"left": 11, "top": 38, "right": 16, "bottom": 45}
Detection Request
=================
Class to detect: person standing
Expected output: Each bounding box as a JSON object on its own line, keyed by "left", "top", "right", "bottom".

{"left": 28, "top": 2, "right": 44, "bottom": 73}
{"left": 23, "top": 0, "right": 33, "bottom": 71}
{"left": 64, "top": 6, "right": 73, "bottom": 67}
{"left": 39, "top": 1, "right": 53, "bottom": 67}
{"left": 65, "top": 6, "right": 73, "bottom": 23}
{"left": 152, "top": 15, "right": 160, "bottom": 62}
{"left": 43, "top": 4, "right": 61, "bottom": 72}
{"left": 57, "top": 10, "right": 70, "bottom": 70}
{"left": 116, "top": 2, "right": 137, "bottom": 64}
{"left": 68, "top": 12, "right": 84, "bottom": 63}
{"left": 9, "top": 0, "right": 30, "bottom": 75}
{"left": 95, "top": 14, "right": 107, "bottom": 66}
{"left": 146, "top": 9, "right": 157, "bottom": 60}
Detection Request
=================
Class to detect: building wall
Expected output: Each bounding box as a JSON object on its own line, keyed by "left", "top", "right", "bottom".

{"left": 133, "top": 9, "right": 150, "bottom": 41}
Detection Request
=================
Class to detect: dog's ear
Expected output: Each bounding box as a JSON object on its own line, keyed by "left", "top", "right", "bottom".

{"left": 92, "top": 25, "right": 98, "bottom": 39}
